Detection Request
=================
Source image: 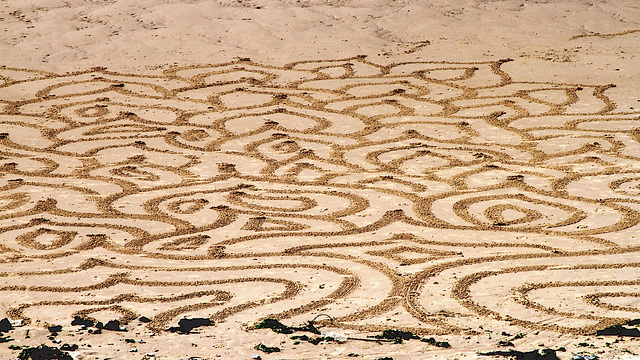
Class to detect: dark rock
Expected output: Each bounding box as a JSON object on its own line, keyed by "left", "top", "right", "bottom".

{"left": 627, "top": 319, "right": 640, "bottom": 326}
{"left": 596, "top": 325, "right": 640, "bottom": 337}
{"left": 48, "top": 325, "right": 62, "bottom": 333}
{"left": 60, "top": 344, "right": 78, "bottom": 351}
{"left": 125, "top": 339, "right": 135, "bottom": 343}
{"left": 105, "top": 320, "right": 124, "bottom": 331}
{"left": 168, "top": 318, "right": 213, "bottom": 334}
{"left": 71, "top": 317, "right": 94, "bottom": 327}
{"left": 139, "top": 316, "right": 152, "bottom": 323}
{"left": 96, "top": 320, "right": 125, "bottom": 332}
{"left": 0, "top": 318, "right": 13, "bottom": 333}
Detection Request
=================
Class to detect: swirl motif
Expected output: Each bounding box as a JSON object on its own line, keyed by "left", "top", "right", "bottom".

{"left": 0, "top": 57, "right": 639, "bottom": 343}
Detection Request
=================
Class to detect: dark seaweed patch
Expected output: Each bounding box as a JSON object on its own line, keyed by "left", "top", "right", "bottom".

{"left": 17, "top": 345, "right": 73, "bottom": 360}
{"left": 479, "top": 348, "right": 564, "bottom": 360}
{"left": 254, "top": 343, "right": 280, "bottom": 353}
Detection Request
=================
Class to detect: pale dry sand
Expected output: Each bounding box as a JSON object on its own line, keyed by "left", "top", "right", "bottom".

{"left": 1, "top": 1, "right": 640, "bottom": 359}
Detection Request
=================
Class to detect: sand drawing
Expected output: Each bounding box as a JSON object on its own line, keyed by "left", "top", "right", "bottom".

{"left": 1, "top": 56, "right": 640, "bottom": 343}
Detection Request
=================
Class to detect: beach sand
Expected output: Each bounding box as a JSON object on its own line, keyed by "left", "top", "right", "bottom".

{"left": 1, "top": 0, "right": 640, "bottom": 359}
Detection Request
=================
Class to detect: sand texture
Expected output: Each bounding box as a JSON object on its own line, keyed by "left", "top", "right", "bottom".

{"left": 1, "top": 0, "right": 640, "bottom": 359}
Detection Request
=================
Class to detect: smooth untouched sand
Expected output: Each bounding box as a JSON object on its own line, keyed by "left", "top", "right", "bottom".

{"left": 1, "top": 0, "right": 640, "bottom": 359}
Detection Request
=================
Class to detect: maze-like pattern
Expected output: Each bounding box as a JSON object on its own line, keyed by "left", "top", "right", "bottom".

{"left": 1, "top": 57, "right": 639, "bottom": 336}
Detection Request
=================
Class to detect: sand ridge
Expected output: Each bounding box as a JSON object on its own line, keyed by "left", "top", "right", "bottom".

{"left": 0, "top": 55, "right": 639, "bottom": 358}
